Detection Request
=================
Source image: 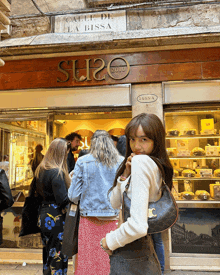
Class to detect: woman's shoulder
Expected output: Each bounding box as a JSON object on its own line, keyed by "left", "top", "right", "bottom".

{"left": 45, "top": 168, "right": 61, "bottom": 176}
{"left": 77, "top": 153, "right": 93, "bottom": 162}
{"left": 118, "top": 155, "right": 124, "bottom": 163}
{"left": 132, "top": 155, "right": 159, "bottom": 170}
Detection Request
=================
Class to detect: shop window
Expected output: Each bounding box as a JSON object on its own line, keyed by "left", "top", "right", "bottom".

{"left": 165, "top": 109, "right": 220, "bottom": 256}
{"left": 0, "top": 120, "right": 46, "bottom": 250}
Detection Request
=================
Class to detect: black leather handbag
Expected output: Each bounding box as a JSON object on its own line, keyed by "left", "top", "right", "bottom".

{"left": 19, "top": 177, "right": 41, "bottom": 237}
{"left": 61, "top": 202, "right": 80, "bottom": 257}
{"left": 123, "top": 175, "right": 178, "bottom": 234}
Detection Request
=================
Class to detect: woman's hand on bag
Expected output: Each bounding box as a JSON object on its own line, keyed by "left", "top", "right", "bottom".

{"left": 101, "top": 238, "right": 113, "bottom": 256}
{"left": 122, "top": 153, "right": 135, "bottom": 178}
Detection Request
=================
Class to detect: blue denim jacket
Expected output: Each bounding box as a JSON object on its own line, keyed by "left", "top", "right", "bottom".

{"left": 68, "top": 153, "right": 124, "bottom": 217}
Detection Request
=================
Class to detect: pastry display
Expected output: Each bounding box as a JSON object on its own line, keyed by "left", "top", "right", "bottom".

{"left": 184, "top": 180, "right": 193, "bottom": 192}
{"left": 165, "top": 114, "right": 220, "bottom": 203}
{"left": 200, "top": 118, "right": 215, "bottom": 135}
{"left": 173, "top": 169, "right": 179, "bottom": 177}
{"left": 214, "top": 169, "right": 220, "bottom": 177}
{"left": 205, "top": 145, "right": 220, "bottom": 156}
{"left": 191, "top": 147, "right": 205, "bottom": 156}
{"left": 180, "top": 191, "right": 194, "bottom": 200}
{"left": 176, "top": 139, "right": 190, "bottom": 156}
{"left": 183, "top": 129, "right": 197, "bottom": 136}
{"left": 195, "top": 169, "right": 212, "bottom": 178}
{"left": 167, "top": 148, "right": 176, "bottom": 157}
{"left": 172, "top": 180, "right": 179, "bottom": 200}
{"left": 167, "top": 129, "right": 180, "bottom": 136}
{"left": 182, "top": 169, "right": 196, "bottom": 178}
{"left": 195, "top": 190, "right": 210, "bottom": 201}
{"left": 210, "top": 182, "right": 220, "bottom": 200}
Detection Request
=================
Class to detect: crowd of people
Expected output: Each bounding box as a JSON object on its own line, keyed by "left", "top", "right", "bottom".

{"left": 0, "top": 113, "right": 173, "bottom": 275}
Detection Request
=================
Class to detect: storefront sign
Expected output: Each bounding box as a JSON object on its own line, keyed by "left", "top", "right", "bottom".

{"left": 57, "top": 57, "right": 130, "bottom": 82}
{"left": 137, "top": 94, "right": 158, "bottom": 103}
{"left": 54, "top": 10, "right": 126, "bottom": 33}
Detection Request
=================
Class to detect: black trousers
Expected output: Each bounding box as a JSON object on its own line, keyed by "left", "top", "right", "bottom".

{"left": 38, "top": 204, "right": 68, "bottom": 275}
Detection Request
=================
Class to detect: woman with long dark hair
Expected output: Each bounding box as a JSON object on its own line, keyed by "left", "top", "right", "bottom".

{"left": 31, "top": 144, "right": 44, "bottom": 173}
{"left": 101, "top": 113, "right": 173, "bottom": 275}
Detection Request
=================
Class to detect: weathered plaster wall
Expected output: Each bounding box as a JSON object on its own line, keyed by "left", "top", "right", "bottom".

{"left": 9, "top": 4, "right": 220, "bottom": 39}
{"left": 11, "top": 0, "right": 86, "bottom": 16}
{"left": 11, "top": 17, "right": 51, "bottom": 38}
{"left": 127, "top": 4, "right": 220, "bottom": 30}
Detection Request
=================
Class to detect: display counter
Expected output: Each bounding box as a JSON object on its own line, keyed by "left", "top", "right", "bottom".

{"left": 165, "top": 109, "right": 220, "bottom": 271}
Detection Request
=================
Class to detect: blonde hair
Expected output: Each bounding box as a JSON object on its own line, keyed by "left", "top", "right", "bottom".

{"left": 35, "top": 138, "right": 71, "bottom": 188}
{"left": 90, "top": 130, "right": 120, "bottom": 168}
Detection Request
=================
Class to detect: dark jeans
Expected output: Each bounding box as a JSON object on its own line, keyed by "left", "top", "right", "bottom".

{"left": 152, "top": 232, "right": 165, "bottom": 274}
{"left": 109, "top": 235, "right": 161, "bottom": 275}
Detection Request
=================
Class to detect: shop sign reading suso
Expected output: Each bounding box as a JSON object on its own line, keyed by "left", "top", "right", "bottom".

{"left": 57, "top": 57, "right": 130, "bottom": 83}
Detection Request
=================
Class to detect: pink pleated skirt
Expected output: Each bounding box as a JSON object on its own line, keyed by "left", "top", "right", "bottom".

{"left": 75, "top": 216, "right": 118, "bottom": 275}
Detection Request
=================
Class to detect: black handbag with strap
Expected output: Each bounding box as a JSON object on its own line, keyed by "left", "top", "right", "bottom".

{"left": 61, "top": 202, "right": 80, "bottom": 257}
{"left": 122, "top": 163, "right": 178, "bottom": 234}
{"left": 19, "top": 177, "right": 42, "bottom": 237}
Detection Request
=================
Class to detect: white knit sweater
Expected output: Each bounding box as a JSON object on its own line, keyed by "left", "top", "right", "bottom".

{"left": 106, "top": 155, "right": 162, "bottom": 251}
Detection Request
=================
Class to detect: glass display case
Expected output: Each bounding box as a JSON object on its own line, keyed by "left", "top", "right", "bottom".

{"left": 165, "top": 109, "right": 220, "bottom": 266}
{"left": 165, "top": 109, "right": 220, "bottom": 203}
{"left": 9, "top": 131, "right": 46, "bottom": 196}
{"left": 0, "top": 121, "right": 46, "bottom": 249}
{"left": 0, "top": 121, "right": 46, "bottom": 196}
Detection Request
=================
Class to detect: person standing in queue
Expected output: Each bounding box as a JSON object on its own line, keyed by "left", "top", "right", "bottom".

{"left": 31, "top": 144, "right": 44, "bottom": 174}
{"left": 116, "top": 135, "right": 127, "bottom": 157}
{"left": 101, "top": 113, "right": 173, "bottom": 275}
{"left": 65, "top": 133, "right": 82, "bottom": 173}
{"left": 35, "top": 138, "right": 71, "bottom": 275}
{"left": 0, "top": 168, "right": 14, "bottom": 245}
{"left": 68, "top": 130, "right": 124, "bottom": 275}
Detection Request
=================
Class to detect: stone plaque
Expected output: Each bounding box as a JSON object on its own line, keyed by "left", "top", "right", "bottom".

{"left": 54, "top": 10, "right": 126, "bottom": 33}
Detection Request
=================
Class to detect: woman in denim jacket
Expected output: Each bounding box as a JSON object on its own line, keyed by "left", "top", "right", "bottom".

{"left": 68, "top": 130, "right": 124, "bottom": 275}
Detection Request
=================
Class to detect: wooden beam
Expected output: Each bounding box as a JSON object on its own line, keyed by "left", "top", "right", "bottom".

{"left": 1, "top": 24, "right": 11, "bottom": 37}
{"left": 0, "top": 10, "right": 10, "bottom": 25}
{"left": 0, "top": 58, "right": 5, "bottom": 66}
{"left": 0, "top": 21, "right": 6, "bottom": 30}
{"left": 0, "top": 0, "right": 11, "bottom": 12}
{"left": 87, "top": 0, "right": 140, "bottom": 6}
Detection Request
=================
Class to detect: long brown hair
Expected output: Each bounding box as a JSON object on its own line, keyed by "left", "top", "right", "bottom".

{"left": 111, "top": 113, "right": 173, "bottom": 190}
{"left": 35, "top": 138, "right": 71, "bottom": 188}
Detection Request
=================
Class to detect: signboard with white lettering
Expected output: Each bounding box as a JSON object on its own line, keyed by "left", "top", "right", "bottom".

{"left": 54, "top": 10, "right": 126, "bottom": 33}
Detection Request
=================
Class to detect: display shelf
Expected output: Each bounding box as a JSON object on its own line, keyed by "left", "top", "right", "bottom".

{"left": 166, "top": 135, "right": 220, "bottom": 140}
{"left": 176, "top": 200, "right": 220, "bottom": 203}
{"left": 176, "top": 200, "right": 220, "bottom": 209}
{"left": 169, "top": 156, "right": 220, "bottom": 160}
{"left": 173, "top": 177, "right": 220, "bottom": 181}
